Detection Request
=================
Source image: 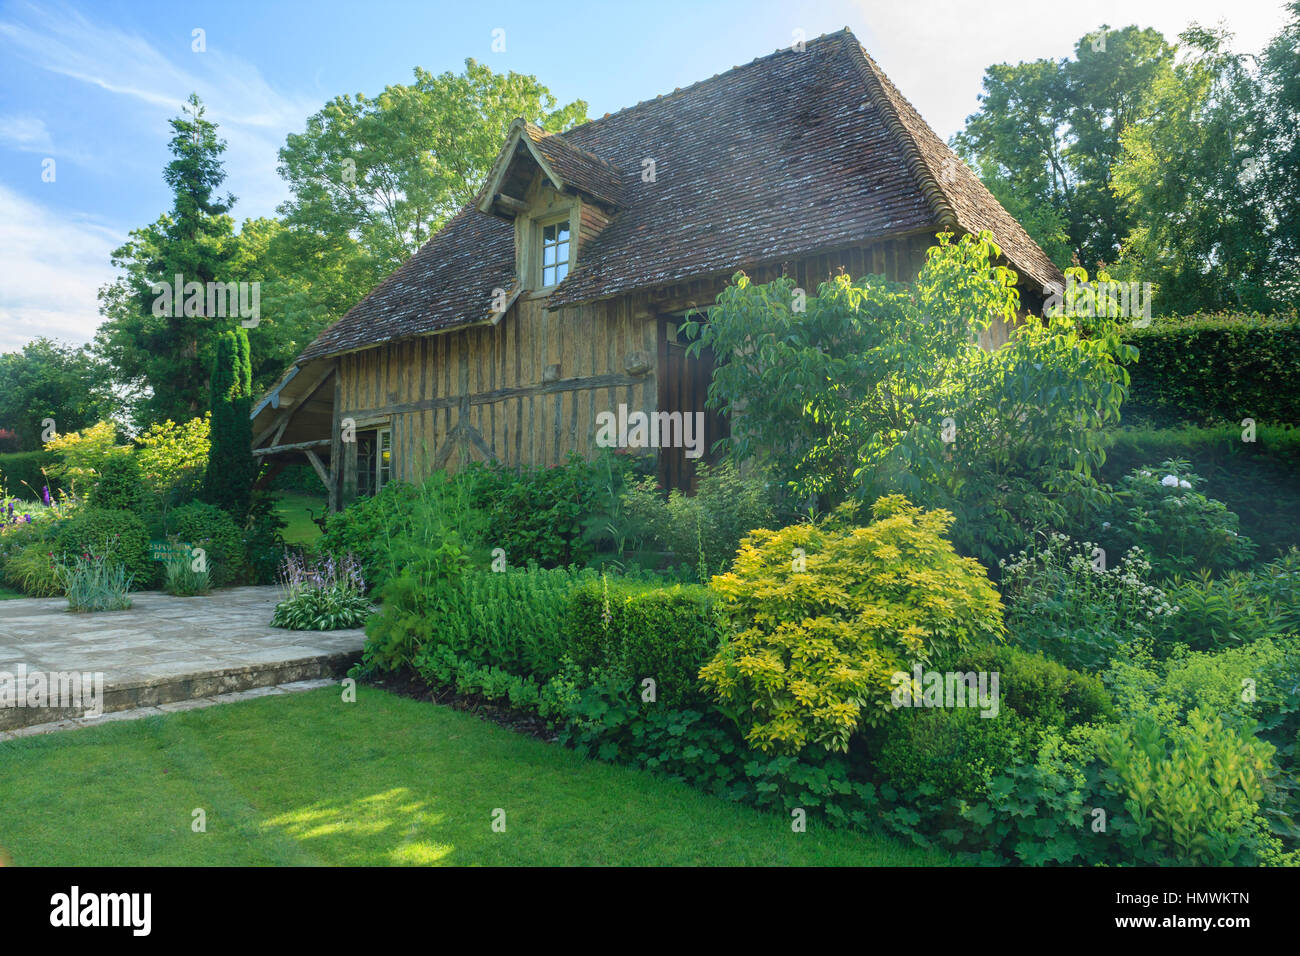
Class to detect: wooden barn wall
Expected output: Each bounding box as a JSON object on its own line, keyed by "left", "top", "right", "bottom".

{"left": 334, "top": 233, "right": 1011, "bottom": 482}
{"left": 337, "top": 293, "right": 657, "bottom": 480}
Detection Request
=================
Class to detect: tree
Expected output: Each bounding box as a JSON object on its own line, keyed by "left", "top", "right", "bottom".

{"left": 954, "top": 25, "right": 1174, "bottom": 271}
{"left": 95, "top": 93, "right": 241, "bottom": 427}
{"left": 276, "top": 59, "right": 588, "bottom": 278}
{"left": 1111, "top": 25, "right": 1273, "bottom": 313}
{"left": 685, "top": 233, "right": 1134, "bottom": 564}
{"left": 202, "top": 328, "right": 254, "bottom": 520}
{"left": 1259, "top": 2, "right": 1300, "bottom": 308}
{"left": 0, "top": 339, "right": 118, "bottom": 451}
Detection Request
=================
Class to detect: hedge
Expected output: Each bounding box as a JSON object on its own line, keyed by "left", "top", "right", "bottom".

{"left": 1123, "top": 313, "right": 1300, "bottom": 427}
{"left": 0, "top": 451, "right": 59, "bottom": 500}
{"left": 567, "top": 578, "right": 725, "bottom": 706}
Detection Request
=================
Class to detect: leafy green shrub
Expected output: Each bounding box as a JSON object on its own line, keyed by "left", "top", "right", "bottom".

{"left": 1161, "top": 572, "right": 1283, "bottom": 650}
{"left": 1001, "top": 533, "right": 1177, "bottom": 670}
{"left": 876, "top": 707, "right": 1026, "bottom": 801}
{"left": 700, "top": 495, "right": 1004, "bottom": 754}
{"left": 1123, "top": 313, "right": 1300, "bottom": 427}
{"left": 1100, "top": 460, "right": 1255, "bottom": 578}
{"left": 556, "top": 678, "right": 880, "bottom": 828}
{"left": 466, "top": 452, "right": 637, "bottom": 569}
{"left": 56, "top": 543, "right": 133, "bottom": 611}
{"left": 361, "top": 531, "right": 473, "bottom": 672}
{"left": 88, "top": 452, "right": 145, "bottom": 513}
{"left": 875, "top": 645, "right": 1108, "bottom": 803}
{"left": 1099, "top": 709, "right": 1276, "bottom": 866}
{"left": 954, "top": 644, "right": 1112, "bottom": 730}
{"left": 56, "top": 508, "right": 151, "bottom": 590}
{"left": 567, "top": 577, "right": 724, "bottom": 705}
{"left": 619, "top": 460, "right": 778, "bottom": 579}
{"left": 164, "top": 501, "right": 247, "bottom": 587}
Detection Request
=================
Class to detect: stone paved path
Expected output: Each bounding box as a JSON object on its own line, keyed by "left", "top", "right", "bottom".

{"left": 0, "top": 587, "right": 365, "bottom": 734}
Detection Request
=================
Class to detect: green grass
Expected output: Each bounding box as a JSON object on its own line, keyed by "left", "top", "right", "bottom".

{"left": 273, "top": 491, "right": 327, "bottom": 546}
{"left": 0, "top": 585, "right": 23, "bottom": 600}
{"left": 0, "top": 687, "right": 947, "bottom": 866}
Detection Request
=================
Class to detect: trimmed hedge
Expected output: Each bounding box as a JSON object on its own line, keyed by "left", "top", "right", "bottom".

{"left": 1123, "top": 314, "right": 1300, "bottom": 427}
{"left": 567, "top": 578, "right": 725, "bottom": 705}
{"left": 0, "top": 451, "right": 59, "bottom": 500}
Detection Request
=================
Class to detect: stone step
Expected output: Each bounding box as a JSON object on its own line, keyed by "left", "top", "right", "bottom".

{"left": 0, "top": 649, "right": 357, "bottom": 733}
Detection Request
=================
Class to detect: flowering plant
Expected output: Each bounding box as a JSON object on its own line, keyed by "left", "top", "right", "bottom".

{"left": 271, "top": 551, "right": 371, "bottom": 630}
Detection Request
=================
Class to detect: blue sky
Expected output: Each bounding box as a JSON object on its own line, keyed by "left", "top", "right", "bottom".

{"left": 0, "top": 0, "right": 1290, "bottom": 351}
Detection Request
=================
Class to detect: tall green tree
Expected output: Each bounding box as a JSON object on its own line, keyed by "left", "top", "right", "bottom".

{"left": 1259, "top": 1, "right": 1300, "bottom": 308}
{"left": 276, "top": 58, "right": 588, "bottom": 280}
{"left": 1111, "top": 25, "right": 1273, "bottom": 312}
{"left": 95, "top": 93, "right": 240, "bottom": 427}
{"left": 202, "top": 327, "right": 254, "bottom": 520}
{"left": 0, "top": 339, "right": 119, "bottom": 451}
{"left": 954, "top": 25, "right": 1174, "bottom": 271}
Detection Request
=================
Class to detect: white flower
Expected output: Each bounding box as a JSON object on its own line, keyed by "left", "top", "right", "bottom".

{"left": 1102, "top": 521, "right": 1111, "bottom": 530}
{"left": 1179, "top": 479, "right": 1191, "bottom": 489}
{"left": 1161, "top": 475, "right": 1179, "bottom": 487}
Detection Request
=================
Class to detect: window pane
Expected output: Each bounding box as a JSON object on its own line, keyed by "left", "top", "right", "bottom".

{"left": 555, "top": 261, "right": 568, "bottom": 283}
{"left": 556, "top": 224, "right": 569, "bottom": 242}
{"left": 543, "top": 243, "right": 556, "bottom": 266}
{"left": 543, "top": 223, "right": 556, "bottom": 242}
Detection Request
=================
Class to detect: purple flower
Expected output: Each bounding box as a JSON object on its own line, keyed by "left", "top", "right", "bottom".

{"left": 22, "top": 514, "right": 31, "bottom": 523}
{"left": 41, "top": 486, "right": 51, "bottom": 506}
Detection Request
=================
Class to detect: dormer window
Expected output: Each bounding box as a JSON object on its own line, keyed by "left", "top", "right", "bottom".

{"left": 541, "top": 220, "right": 570, "bottom": 287}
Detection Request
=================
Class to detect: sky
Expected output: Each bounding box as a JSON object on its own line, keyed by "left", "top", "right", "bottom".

{"left": 0, "top": 0, "right": 1292, "bottom": 353}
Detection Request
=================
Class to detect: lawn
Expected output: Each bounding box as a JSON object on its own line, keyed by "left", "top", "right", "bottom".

{"left": 0, "top": 586, "right": 22, "bottom": 600}
{"left": 0, "top": 686, "right": 946, "bottom": 866}
{"left": 273, "top": 491, "right": 327, "bottom": 546}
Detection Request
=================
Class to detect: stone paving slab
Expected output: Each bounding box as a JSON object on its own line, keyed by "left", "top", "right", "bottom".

{"left": 0, "top": 588, "right": 364, "bottom": 732}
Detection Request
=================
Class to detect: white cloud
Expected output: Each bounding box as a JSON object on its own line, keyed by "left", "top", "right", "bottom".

{"left": 0, "top": 185, "right": 122, "bottom": 351}
{"left": 0, "top": 0, "right": 319, "bottom": 218}
{"left": 0, "top": 114, "right": 54, "bottom": 152}
{"left": 851, "top": 0, "right": 1293, "bottom": 139}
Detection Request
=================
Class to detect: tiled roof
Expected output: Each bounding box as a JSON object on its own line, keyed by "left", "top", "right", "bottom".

{"left": 521, "top": 121, "right": 625, "bottom": 209}
{"left": 297, "top": 29, "right": 1063, "bottom": 363}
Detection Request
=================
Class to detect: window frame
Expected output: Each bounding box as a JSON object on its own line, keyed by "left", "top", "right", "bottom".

{"left": 537, "top": 214, "right": 572, "bottom": 290}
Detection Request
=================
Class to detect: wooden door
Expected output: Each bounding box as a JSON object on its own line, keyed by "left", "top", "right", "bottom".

{"left": 656, "top": 315, "right": 728, "bottom": 492}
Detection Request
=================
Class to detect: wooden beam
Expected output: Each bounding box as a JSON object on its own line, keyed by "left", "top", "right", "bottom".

{"left": 303, "top": 448, "right": 330, "bottom": 490}
{"left": 253, "top": 438, "right": 331, "bottom": 456}
{"left": 252, "top": 364, "right": 335, "bottom": 448}
{"left": 342, "top": 372, "right": 645, "bottom": 422}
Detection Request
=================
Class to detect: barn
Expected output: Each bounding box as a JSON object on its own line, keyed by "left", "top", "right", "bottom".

{"left": 250, "top": 28, "right": 1064, "bottom": 510}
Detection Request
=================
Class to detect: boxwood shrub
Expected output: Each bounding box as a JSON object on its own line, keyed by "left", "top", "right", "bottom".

{"left": 567, "top": 577, "right": 725, "bottom": 705}
{"left": 56, "top": 508, "right": 152, "bottom": 590}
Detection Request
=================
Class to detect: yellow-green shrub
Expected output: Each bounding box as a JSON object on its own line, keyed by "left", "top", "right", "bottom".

{"left": 1099, "top": 708, "right": 1275, "bottom": 865}
{"left": 700, "top": 495, "right": 1004, "bottom": 754}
